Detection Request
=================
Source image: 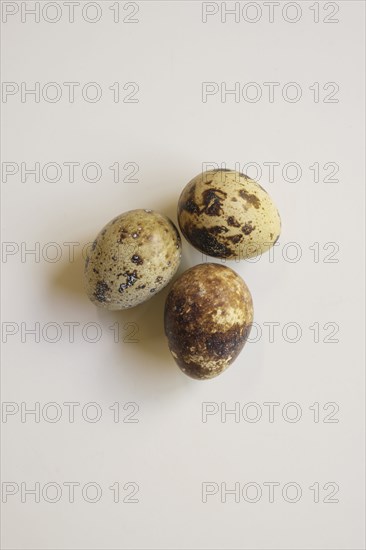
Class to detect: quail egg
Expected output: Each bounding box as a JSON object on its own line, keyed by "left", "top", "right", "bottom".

{"left": 177, "top": 169, "right": 281, "bottom": 260}
{"left": 85, "top": 209, "right": 181, "bottom": 309}
{"left": 164, "top": 263, "right": 253, "bottom": 379}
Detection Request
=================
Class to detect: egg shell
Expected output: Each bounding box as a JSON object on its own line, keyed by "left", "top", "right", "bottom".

{"left": 164, "top": 263, "right": 253, "bottom": 380}
{"left": 177, "top": 169, "right": 281, "bottom": 260}
{"left": 84, "top": 209, "right": 181, "bottom": 310}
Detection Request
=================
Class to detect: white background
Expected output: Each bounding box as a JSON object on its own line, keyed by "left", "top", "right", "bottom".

{"left": 1, "top": 1, "right": 365, "bottom": 549}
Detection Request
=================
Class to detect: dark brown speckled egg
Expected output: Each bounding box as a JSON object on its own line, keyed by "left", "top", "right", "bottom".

{"left": 177, "top": 169, "right": 281, "bottom": 260}
{"left": 164, "top": 263, "right": 253, "bottom": 380}
{"left": 84, "top": 209, "right": 181, "bottom": 310}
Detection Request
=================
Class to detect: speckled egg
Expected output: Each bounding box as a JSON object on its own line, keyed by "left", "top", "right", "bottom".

{"left": 164, "top": 263, "right": 253, "bottom": 380}
{"left": 177, "top": 169, "right": 281, "bottom": 260}
{"left": 85, "top": 209, "right": 181, "bottom": 309}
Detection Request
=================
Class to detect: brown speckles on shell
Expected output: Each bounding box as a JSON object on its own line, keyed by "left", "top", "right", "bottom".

{"left": 209, "top": 225, "right": 229, "bottom": 235}
{"left": 185, "top": 226, "right": 233, "bottom": 258}
{"left": 94, "top": 280, "right": 110, "bottom": 303}
{"left": 131, "top": 254, "right": 143, "bottom": 265}
{"left": 118, "top": 270, "right": 138, "bottom": 292}
{"left": 164, "top": 263, "right": 253, "bottom": 380}
{"left": 228, "top": 234, "right": 243, "bottom": 244}
{"left": 238, "top": 189, "right": 261, "bottom": 209}
{"left": 201, "top": 188, "right": 227, "bottom": 216}
{"left": 242, "top": 222, "right": 255, "bottom": 235}
{"left": 85, "top": 209, "right": 182, "bottom": 310}
{"left": 227, "top": 216, "right": 241, "bottom": 228}
{"left": 177, "top": 170, "right": 281, "bottom": 260}
{"left": 179, "top": 182, "right": 198, "bottom": 215}
{"left": 183, "top": 198, "right": 200, "bottom": 214}
{"left": 119, "top": 228, "right": 129, "bottom": 242}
